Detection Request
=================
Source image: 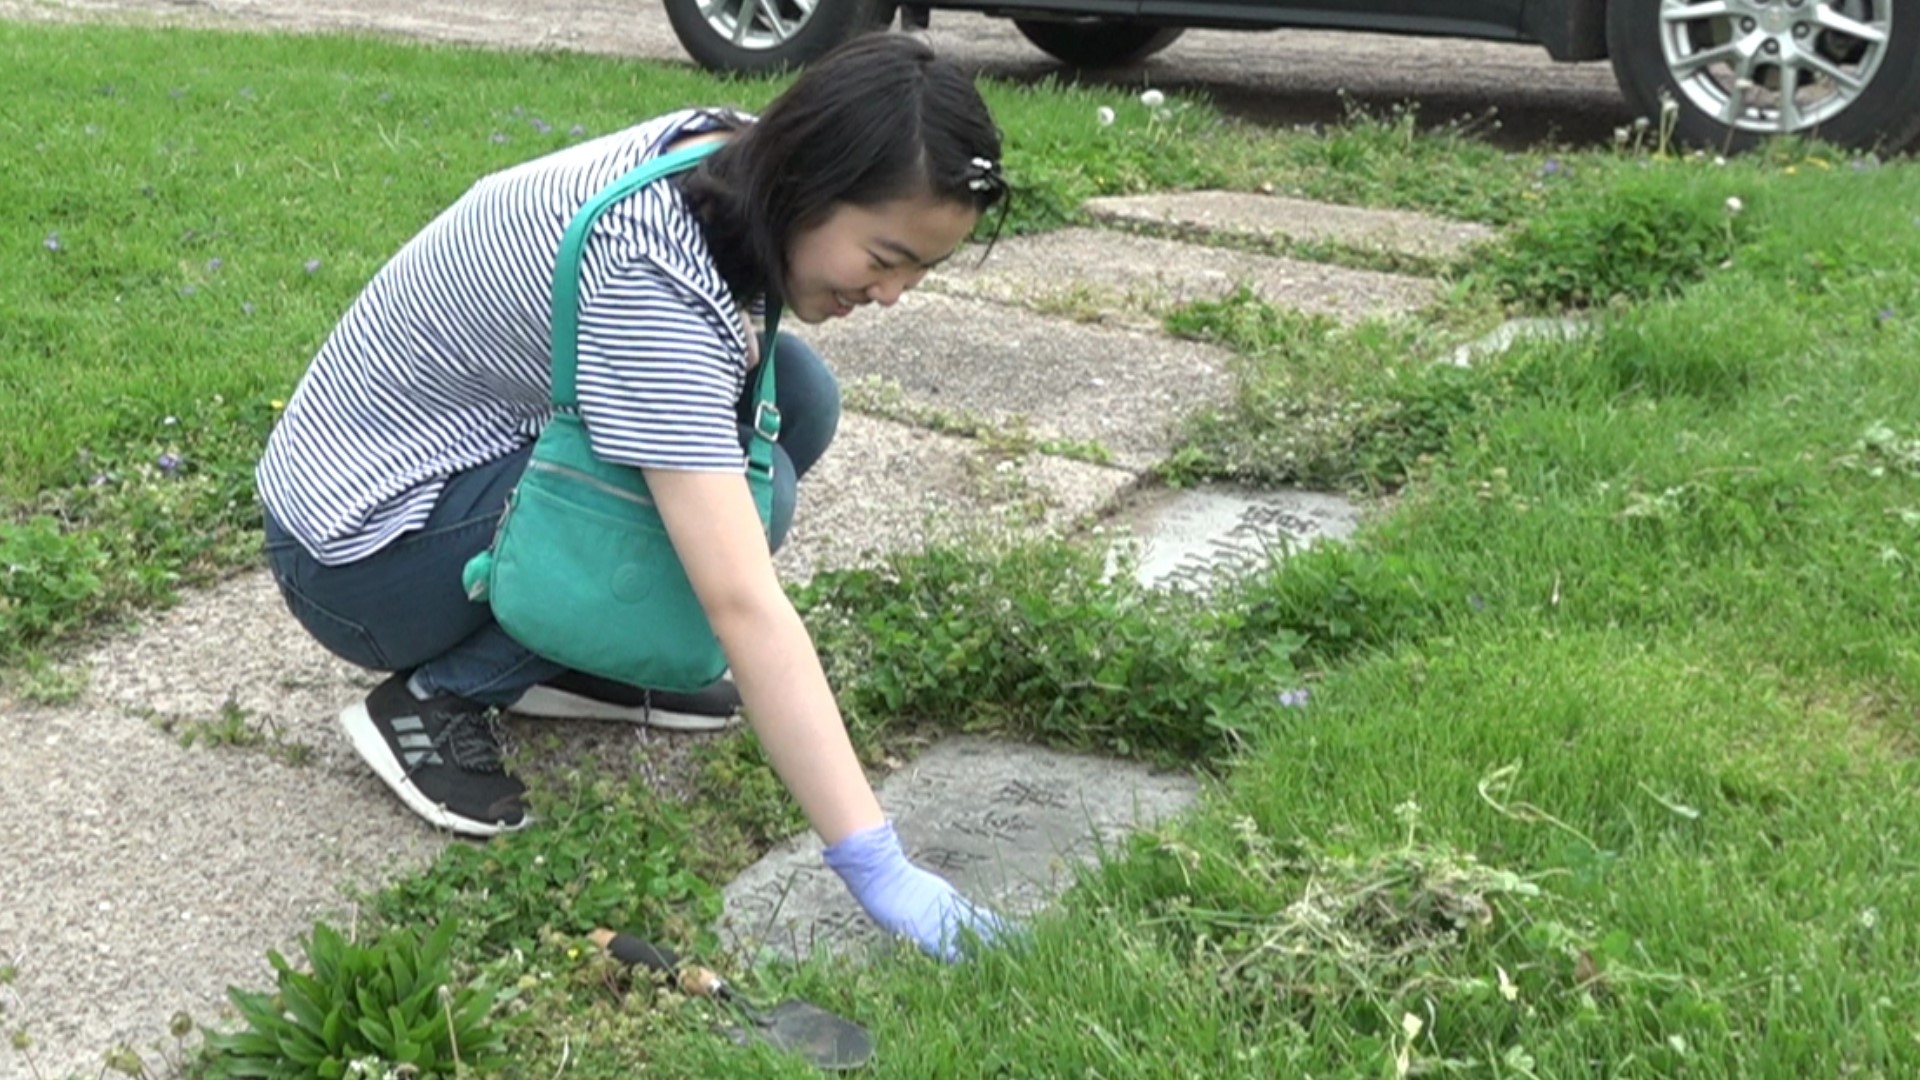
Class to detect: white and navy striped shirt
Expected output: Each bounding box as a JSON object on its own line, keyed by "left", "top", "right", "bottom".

{"left": 257, "top": 109, "right": 753, "bottom": 565}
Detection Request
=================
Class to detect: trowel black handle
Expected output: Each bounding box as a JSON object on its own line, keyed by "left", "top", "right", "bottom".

{"left": 592, "top": 928, "right": 680, "bottom": 972}
{"left": 590, "top": 929, "right": 731, "bottom": 1001}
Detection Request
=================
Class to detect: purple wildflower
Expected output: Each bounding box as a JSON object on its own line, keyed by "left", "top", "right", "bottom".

{"left": 530, "top": 117, "right": 552, "bottom": 135}
{"left": 1469, "top": 593, "right": 1487, "bottom": 611}
{"left": 156, "top": 453, "right": 182, "bottom": 475}
{"left": 207, "top": 258, "right": 223, "bottom": 272}
{"left": 490, "top": 132, "right": 509, "bottom": 144}
{"left": 1540, "top": 159, "right": 1563, "bottom": 176}
{"left": 376, "top": 91, "right": 392, "bottom": 103}
{"left": 1278, "top": 688, "right": 1312, "bottom": 709}
{"left": 237, "top": 86, "right": 255, "bottom": 100}
{"left": 242, "top": 301, "right": 255, "bottom": 315}
{"left": 569, "top": 124, "right": 587, "bottom": 138}
{"left": 180, "top": 285, "right": 198, "bottom": 296}
{"left": 43, "top": 231, "right": 60, "bottom": 252}
{"left": 1879, "top": 308, "right": 1897, "bottom": 324}
{"left": 304, "top": 258, "right": 322, "bottom": 274}
{"left": 169, "top": 87, "right": 186, "bottom": 99}
{"left": 85, "top": 124, "right": 101, "bottom": 137}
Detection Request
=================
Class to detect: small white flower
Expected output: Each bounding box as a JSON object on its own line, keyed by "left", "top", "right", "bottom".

{"left": 1725, "top": 196, "right": 1745, "bottom": 215}
{"left": 1713, "top": 155, "right": 1728, "bottom": 167}
{"left": 1096, "top": 105, "right": 1115, "bottom": 126}
{"left": 1139, "top": 88, "right": 1165, "bottom": 107}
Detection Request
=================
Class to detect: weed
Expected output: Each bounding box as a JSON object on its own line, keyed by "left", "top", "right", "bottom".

{"left": 201, "top": 921, "right": 515, "bottom": 1080}
{"left": 1475, "top": 166, "right": 1751, "bottom": 310}
{"left": 366, "top": 775, "right": 720, "bottom": 960}
{"left": 154, "top": 697, "right": 315, "bottom": 767}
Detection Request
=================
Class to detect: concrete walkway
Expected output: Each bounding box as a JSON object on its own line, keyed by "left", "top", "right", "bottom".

{"left": 0, "top": 23, "right": 1498, "bottom": 1080}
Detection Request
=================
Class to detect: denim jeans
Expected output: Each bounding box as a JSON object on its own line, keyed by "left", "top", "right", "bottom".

{"left": 263, "top": 331, "right": 839, "bottom": 706}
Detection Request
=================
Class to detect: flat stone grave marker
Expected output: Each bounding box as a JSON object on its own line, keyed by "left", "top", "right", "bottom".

{"left": 719, "top": 737, "right": 1199, "bottom": 962}
{"left": 1107, "top": 485, "right": 1364, "bottom": 593}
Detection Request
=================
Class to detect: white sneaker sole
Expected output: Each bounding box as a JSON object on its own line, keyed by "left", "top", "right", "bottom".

{"left": 508, "top": 685, "right": 742, "bottom": 732}
{"left": 339, "top": 701, "right": 530, "bottom": 839}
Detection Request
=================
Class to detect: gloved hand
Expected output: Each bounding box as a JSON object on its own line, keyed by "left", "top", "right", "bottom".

{"left": 823, "top": 820, "right": 1008, "bottom": 961}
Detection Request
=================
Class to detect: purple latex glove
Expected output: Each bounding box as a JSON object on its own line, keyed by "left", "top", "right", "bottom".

{"left": 823, "top": 820, "right": 1007, "bottom": 961}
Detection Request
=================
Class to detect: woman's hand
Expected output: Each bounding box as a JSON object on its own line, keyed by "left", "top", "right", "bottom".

{"left": 824, "top": 820, "right": 1008, "bottom": 961}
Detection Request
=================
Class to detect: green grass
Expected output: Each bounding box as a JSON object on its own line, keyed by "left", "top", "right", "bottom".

{"left": 7, "top": 16, "right": 1920, "bottom": 1080}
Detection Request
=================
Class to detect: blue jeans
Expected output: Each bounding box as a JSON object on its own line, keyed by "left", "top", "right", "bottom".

{"left": 263, "top": 332, "right": 839, "bottom": 706}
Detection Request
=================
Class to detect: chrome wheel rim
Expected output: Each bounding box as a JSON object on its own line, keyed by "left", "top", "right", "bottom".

{"left": 698, "top": 0, "right": 819, "bottom": 51}
{"left": 1660, "top": 0, "right": 1891, "bottom": 134}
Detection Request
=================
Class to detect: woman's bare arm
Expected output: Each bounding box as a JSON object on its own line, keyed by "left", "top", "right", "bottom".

{"left": 643, "top": 466, "right": 883, "bottom": 846}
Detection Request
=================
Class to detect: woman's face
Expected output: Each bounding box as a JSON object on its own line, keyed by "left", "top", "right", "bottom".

{"left": 784, "top": 193, "right": 980, "bottom": 324}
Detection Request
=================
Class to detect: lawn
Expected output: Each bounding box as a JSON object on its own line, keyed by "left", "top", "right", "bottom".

{"left": 4, "top": 17, "right": 1920, "bottom": 1080}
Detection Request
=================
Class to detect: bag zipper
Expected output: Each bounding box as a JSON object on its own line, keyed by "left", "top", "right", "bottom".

{"left": 526, "top": 458, "right": 657, "bottom": 508}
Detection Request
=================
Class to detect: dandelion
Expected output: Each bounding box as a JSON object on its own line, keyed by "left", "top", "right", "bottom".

{"left": 304, "top": 258, "right": 322, "bottom": 273}
{"left": 156, "top": 453, "right": 182, "bottom": 475}
{"left": 270, "top": 399, "right": 285, "bottom": 410}
{"left": 43, "top": 231, "right": 61, "bottom": 251}
{"left": 1725, "top": 195, "right": 1745, "bottom": 215}
{"left": 1096, "top": 105, "right": 1115, "bottom": 126}
{"left": 1139, "top": 88, "right": 1165, "bottom": 108}
{"left": 1613, "top": 126, "right": 1630, "bottom": 146}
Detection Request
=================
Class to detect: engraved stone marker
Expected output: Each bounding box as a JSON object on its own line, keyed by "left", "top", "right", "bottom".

{"left": 718, "top": 737, "right": 1199, "bottom": 961}
{"left": 1108, "top": 486, "right": 1363, "bottom": 594}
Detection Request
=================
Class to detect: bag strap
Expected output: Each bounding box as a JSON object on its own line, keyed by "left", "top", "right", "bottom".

{"left": 549, "top": 141, "right": 782, "bottom": 508}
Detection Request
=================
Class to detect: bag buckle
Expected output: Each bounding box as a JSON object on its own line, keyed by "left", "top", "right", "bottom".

{"left": 753, "top": 401, "right": 782, "bottom": 441}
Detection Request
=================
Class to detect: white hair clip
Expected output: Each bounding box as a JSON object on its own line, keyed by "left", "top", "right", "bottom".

{"left": 966, "top": 156, "right": 1001, "bottom": 192}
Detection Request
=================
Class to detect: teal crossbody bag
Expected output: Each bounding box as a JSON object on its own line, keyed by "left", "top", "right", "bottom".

{"left": 462, "top": 142, "right": 781, "bottom": 692}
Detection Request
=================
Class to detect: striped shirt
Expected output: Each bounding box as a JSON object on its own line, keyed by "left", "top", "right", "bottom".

{"left": 256, "top": 109, "right": 753, "bottom": 566}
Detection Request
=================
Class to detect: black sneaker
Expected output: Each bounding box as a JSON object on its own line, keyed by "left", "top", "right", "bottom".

{"left": 508, "top": 670, "right": 742, "bottom": 732}
{"left": 339, "top": 672, "right": 529, "bottom": 837}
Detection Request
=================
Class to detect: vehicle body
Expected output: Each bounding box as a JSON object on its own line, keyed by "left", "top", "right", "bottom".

{"left": 663, "top": 0, "right": 1920, "bottom": 155}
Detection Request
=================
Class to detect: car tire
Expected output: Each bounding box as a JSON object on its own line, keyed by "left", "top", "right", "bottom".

{"left": 665, "top": 0, "right": 895, "bottom": 74}
{"left": 1013, "top": 20, "right": 1186, "bottom": 67}
{"left": 1606, "top": 0, "right": 1920, "bottom": 154}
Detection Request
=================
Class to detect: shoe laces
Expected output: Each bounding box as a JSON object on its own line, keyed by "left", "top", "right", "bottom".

{"left": 437, "top": 710, "right": 507, "bottom": 774}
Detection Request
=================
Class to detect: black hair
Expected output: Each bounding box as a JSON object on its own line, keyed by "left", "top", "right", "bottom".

{"left": 680, "top": 32, "right": 1008, "bottom": 305}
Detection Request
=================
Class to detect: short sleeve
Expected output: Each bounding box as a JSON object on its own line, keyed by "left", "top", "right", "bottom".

{"left": 573, "top": 258, "right": 748, "bottom": 472}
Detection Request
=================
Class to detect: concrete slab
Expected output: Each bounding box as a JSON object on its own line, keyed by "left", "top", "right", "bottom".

{"left": 1105, "top": 485, "right": 1365, "bottom": 593}
{"left": 929, "top": 228, "right": 1438, "bottom": 327}
{"left": 1442, "top": 316, "right": 1591, "bottom": 367}
{"left": 775, "top": 412, "right": 1137, "bottom": 583}
{"left": 1084, "top": 191, "right": 1498, "bottom": 264}
{"left": 717, "top": 737, "right": 1201, "bottom": 962}
{"left": 0, "top": 573, "right": 447, "bottom": 1080}
{"left": 804, "top": 292, "right": 1237, "bottom": 471}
